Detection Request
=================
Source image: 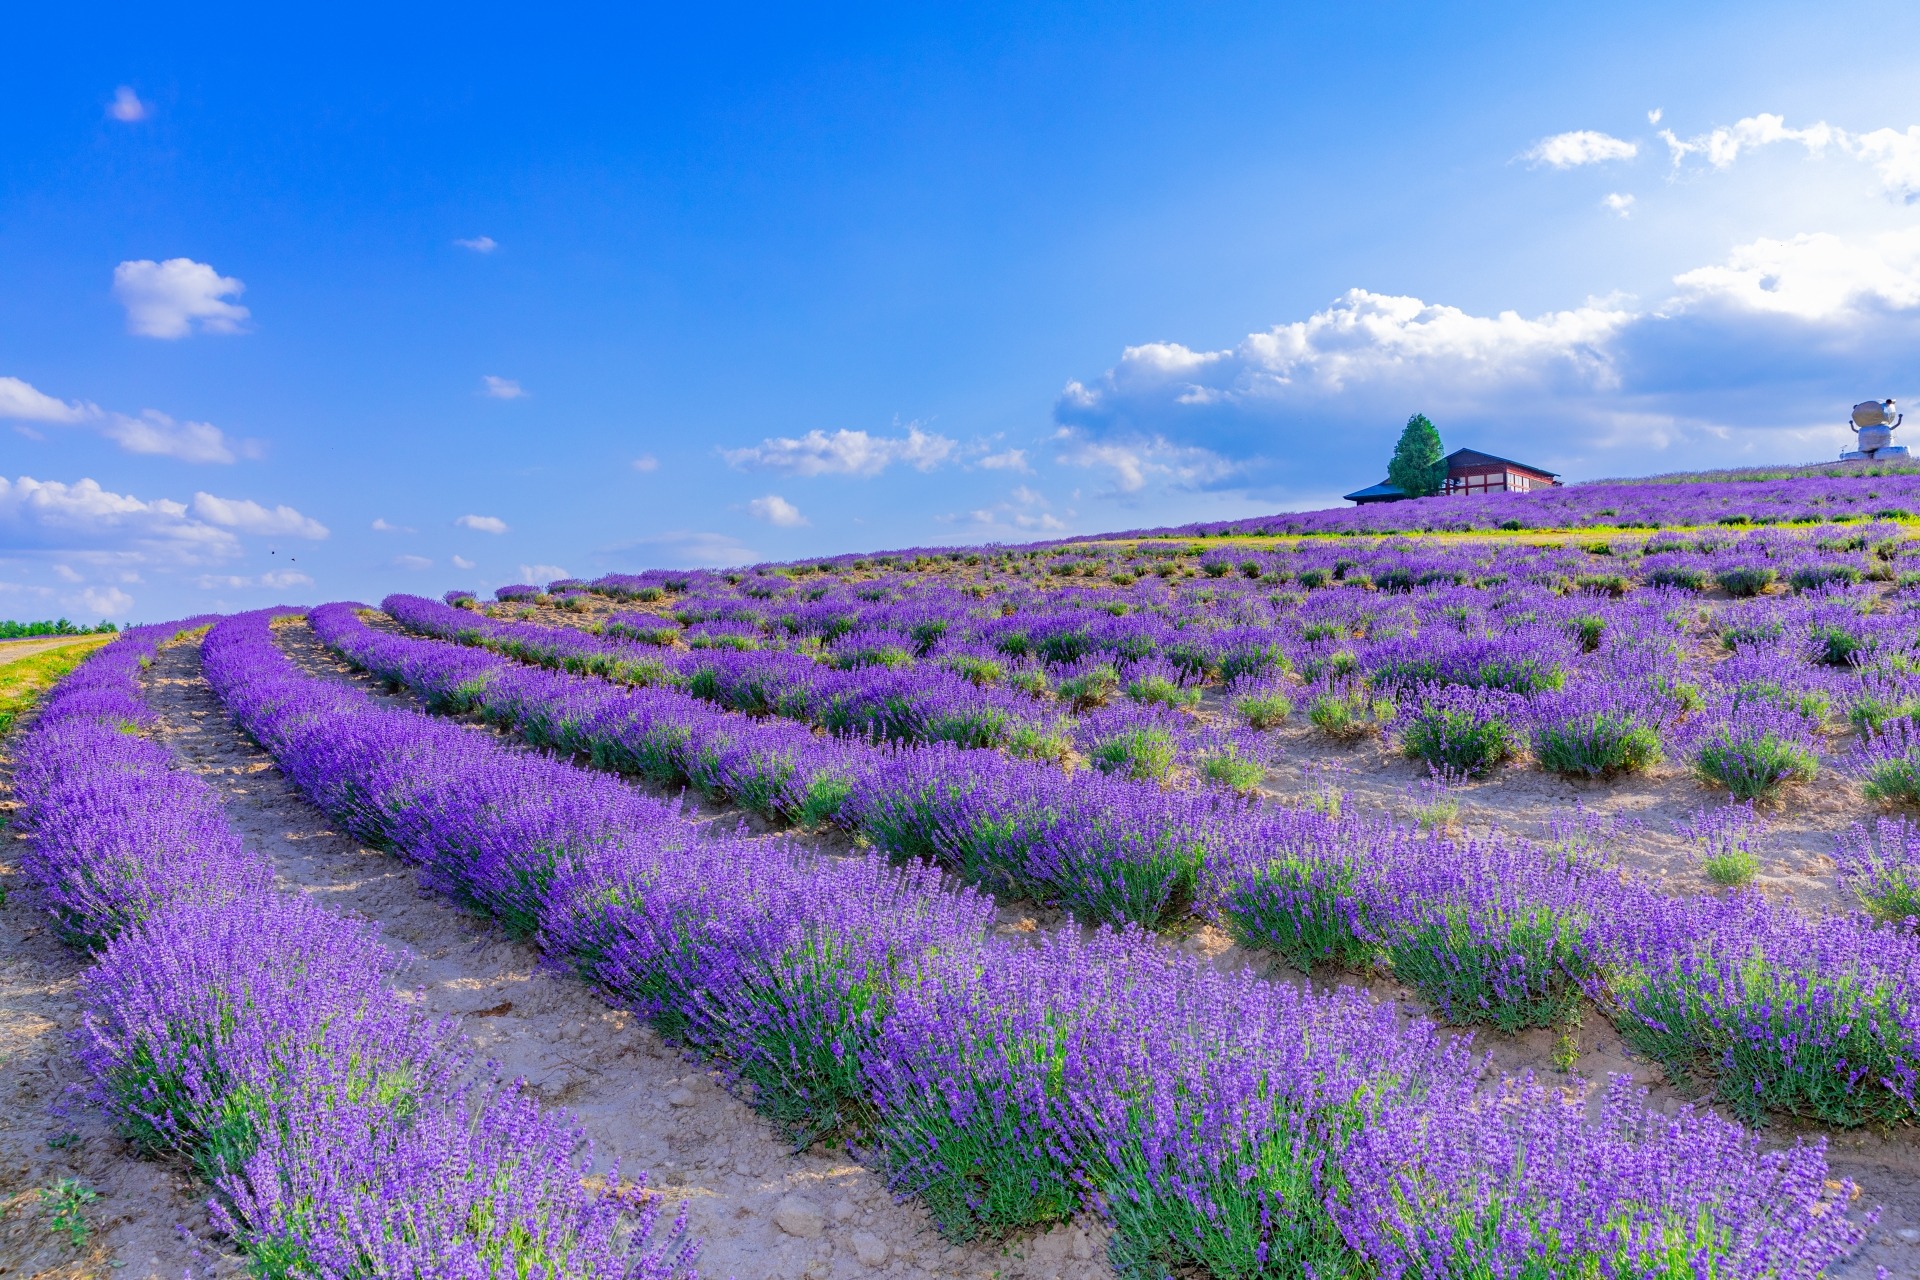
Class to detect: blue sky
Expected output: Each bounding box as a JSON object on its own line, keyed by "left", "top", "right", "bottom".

{"left": 6, "top": 1, "right": 1920, "bottom": 620}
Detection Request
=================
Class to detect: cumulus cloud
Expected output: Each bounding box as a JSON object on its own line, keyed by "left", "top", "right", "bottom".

{"left": 1524, "top": 130, "right": 1638, "bottom": 167}
{"left": 392, "top": 554, "right": 434, "bottom": 570}
{"left": 104, "top": 410, "right": 256, "bottom": 464}
{"left": 371, "top": 517, "right": 415, "bottom": 533}
{"left": 1657, "top": 113, "right": 1920, "bottom": 201}
{"left": 481, "top": 376, "right": 525, "bottom": 399}
{"left": 1060, "top": 289, "right": 1631, "bottom": 428}
{"left": 107, "top": 86, "right": 149, "bottom": 123}
{"left": 1603, "top": 193, "right": 1635, "bottom": 218}
{"left": 520, "top": 563, "right": 569, "bottom": 582}
{"left": 456, "top": 514, "right": 510, "bottom": 534}
{"left": 113, "top": 258, "right": 250, "bottom": 338}
{"left": 455, "top": 236, "right": 498, "bottom": 253}
{"left": 722, "top": 424, "right": 959, "bottom": 477}
{"left": 0, "top": 476, "right": 235, "bottom": 562}
{"left": 1054, "top": 222, "right": 1920, "bottom": 489}
{"left": 1667, "top": 227, "right": 1920, "bottom": 321}
{"left": 745, "top": 494, "right": 809, "bottom": 527}
{"left": 632, "top": 454, "right": 660, "bottom": 473}
{"left": 0, "top": 375, "right": 254, "bottom": 463}
{"left": 190, "top": 493, "right": 329, "bottom": 539}
{"left": 451, "top": 555, "right": 475, "bottom": 570}
{"left": 0, "top": 376, "right": 93, "bottom": 424}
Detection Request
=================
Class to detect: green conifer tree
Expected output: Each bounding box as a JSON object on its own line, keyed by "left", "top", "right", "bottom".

{"left": 1386, "top": 413, "right": 1446, "bottom": 498}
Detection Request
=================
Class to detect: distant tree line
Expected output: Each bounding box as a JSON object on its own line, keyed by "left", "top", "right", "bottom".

{"left": 0, "top": 619, "right": 120, "bottom": 639}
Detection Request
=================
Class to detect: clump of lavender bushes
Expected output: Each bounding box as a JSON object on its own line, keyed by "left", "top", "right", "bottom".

{"left": 1529, "top": 683, "right": 1667, "bottom": 778}
{"left": 1396, "top": 684, "right": 1525, "bottom": 775}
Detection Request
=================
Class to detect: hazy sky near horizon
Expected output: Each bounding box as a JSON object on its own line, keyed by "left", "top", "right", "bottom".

{"left": 7, "top": 1, "right": 1920, "bottom": 619}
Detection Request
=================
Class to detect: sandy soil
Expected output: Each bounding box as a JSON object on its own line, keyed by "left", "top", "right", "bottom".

{"left": 0, "top": 773, "right": 244, "bottom": 1277}
{"left": 126, "top": 624, "right": 1117, "bottom": 1280}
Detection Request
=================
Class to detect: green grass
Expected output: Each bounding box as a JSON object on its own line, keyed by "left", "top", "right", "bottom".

{"left": 0, "top": 635, "right": 112, "bottom": 736}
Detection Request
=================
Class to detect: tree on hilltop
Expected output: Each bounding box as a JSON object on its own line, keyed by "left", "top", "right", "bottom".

{"left": 1387, "top": 413, "right": 1446, "bottom": 498}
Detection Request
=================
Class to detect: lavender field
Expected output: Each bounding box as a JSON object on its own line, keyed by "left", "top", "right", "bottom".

{"left": 10, "top": 469, "right": 1920, "bottom": 1279}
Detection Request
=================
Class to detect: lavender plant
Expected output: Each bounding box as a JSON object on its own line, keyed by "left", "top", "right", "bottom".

{"left": 1834, "top": 818, "right": 1920, "bottom": 925}
{"left": 1396, "top": 684, "right": 1524, "bottom": 776}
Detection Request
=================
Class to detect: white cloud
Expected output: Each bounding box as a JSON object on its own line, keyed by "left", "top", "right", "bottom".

{"left": 113, "top": 258, "right": 250, "bottom": 338}
{"left": 1059, "top": 289, "right": 1631, "bottom": 426}
{"left": 451, "top": 555, "right": 475, "bottom": 570}
{"left": 371, "top": 517, "right": 415, "bottom": 533}
{"left": 0, "top": 375, "right": 253, "bottom": 463}
{"left": 1603, "top": 193, "right": 1635, "bottom": 218}
{"left": 392, "top": 554, "right": 434, "bottom": 570}
{"left": 0, "top": 575, "right": 146, "bottom": 621}
{"left": 105, "top": 410, "right": 255, "bottom": 464}
{"left": 1657, "top": 113, "right": 1920, "bottom": 201}
{"left": 0, "top": 376, "right": 93, "bottom": 423}
{"left": 745, "top": 494, "right": 809, "bottom": 527}
{"left": 107, "top": 86, "right": 149, "bottom": 123}
{"left": 520, "top": 563, "right": 569, "bottom": 582}
{"left": 722, "top": 424, "right": 959, "bottom": 477}
{"left": 1054, "top": 221, "right": 1920, "bottom": 487}
{"left": 1523, "top": 130, "right": 1638, "bottom": 168}
{"left": 976, "top": 447, "right": 1031, "bottom": 472}
{"left": 1647, "top": 108, "right": 1663, "bottom": 125}
{"left": 190, "top": 493, "right": 329, "bottom": 539}
{"left": 632, "top": 454, "right": 660, "bottom": 473}
{"left": 481, "top": 376, "right": 526, "bottom": 399}
{"left": 1847, "top": 126, "right": 1920, "bottom": 201}
{"left": 77, "top": 586, "right": 134, "bottom": 616}
{"left": 456, "top": 514, "right": 510, "bottom": 534}
{"left": 1659, "top": 113, "right": 1835, "bottom": 170}
{"left": 455, "top": 236, "right": 498, "bottom": 253}
{"left": 1668, "top": 227, "right": 1920, "bottom": 321}
{"left": 0, "top": 476, "right": 236, "bottom": 563}
{"left": 1052, "top": 429, "right": 1241, "bottom": 495}
{"left": 77, "top": 587, "right": 133, "bottom": 617}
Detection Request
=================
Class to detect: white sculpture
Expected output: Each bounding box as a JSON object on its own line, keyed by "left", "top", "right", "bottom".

{"left": 1843, "top": 398, "right": 1908, "bottom": 461}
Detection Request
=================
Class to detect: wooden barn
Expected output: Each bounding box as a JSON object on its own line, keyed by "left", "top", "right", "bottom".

{"left": 1343, "top": 448, "right": 1560, "bottom": 504}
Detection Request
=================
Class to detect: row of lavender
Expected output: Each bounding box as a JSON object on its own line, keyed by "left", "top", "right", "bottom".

{"left": 1090, "top": 467, "right": 1920, "bottom": 536}
{"left": 8, "top": 618, "right": 691, "bottom": 1277}
{"left": 242, "top": 603, "right": 1876, "bottom": 1278}
{"left": 504, "top": 519, "right": 1920, "bottom": 608}
{"left": 336, "top": 600, "right": 1920, "bottom": 1131}
{"left": 423, "top": 578, "right": 1920, "bottom": 804}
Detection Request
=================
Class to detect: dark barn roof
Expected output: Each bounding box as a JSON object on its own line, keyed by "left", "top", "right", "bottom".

{"left": 1443, "top": 448, "right": 1559, "bottom": 478}
{"left": 1341, "top": 481, "right": 1408, "bottom": 504}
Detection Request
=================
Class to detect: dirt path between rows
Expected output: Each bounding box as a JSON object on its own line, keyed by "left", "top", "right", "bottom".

{"left": 134, "top": 626, "right": 1112, "bottom": 1280}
